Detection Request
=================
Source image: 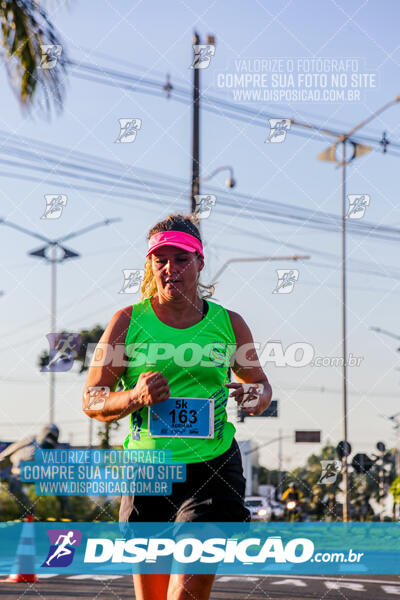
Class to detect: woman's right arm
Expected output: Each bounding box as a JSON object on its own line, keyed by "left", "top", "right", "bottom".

{"left": 82, "top": 306, "right": 170, "bottom": 423}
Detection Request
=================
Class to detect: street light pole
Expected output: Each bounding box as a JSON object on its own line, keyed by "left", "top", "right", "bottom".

{"left": 340, "top": 140, "right": 349, "bottom": 522}
{"left": 316, "top": 96, "right": 400, "bottom": 521}
{"left": 50, "top": 243, "right": 57, "bottom": 423}
{"left": 0, "top": 217, "right": 121, "bottom": 422}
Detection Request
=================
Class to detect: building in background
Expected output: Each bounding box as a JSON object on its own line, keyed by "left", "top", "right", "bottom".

{"left": 238, "top": 439, "right": 259, "bottom": 496}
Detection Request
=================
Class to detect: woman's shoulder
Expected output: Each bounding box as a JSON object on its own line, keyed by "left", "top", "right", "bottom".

{"left": 105, "top": 305, "right": 133, "bottom": 340}
{"left": 224, "top": 307, "right": 242, "bottom": 322}
{"left": 109, "top": 298, "right": 152, "bottom": 333}
{"left": 205, "top": 298, "right": 242, "bottom": 321}
{"left": 224, "top": 306, "right": 244, "bottom": 326}
{"left": 224, "top": 306, "right": 249, "bottom": 340}
{"left": 112, "top": 298, "right": 150, "bottom": 321}
{"left": 112, "top": 304, "right": 133, "bottom": 322}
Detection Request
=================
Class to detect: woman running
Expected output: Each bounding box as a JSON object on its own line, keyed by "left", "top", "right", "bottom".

{"left": 83, "top": 213, "right": 272, "bottom": 600}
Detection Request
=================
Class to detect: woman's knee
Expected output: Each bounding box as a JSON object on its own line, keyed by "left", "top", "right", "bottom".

{"left": 167, "top": 573, "right": 215, "bottom": 600}
{"left": 133, "top": 573, "right": 170, "bottom": 600}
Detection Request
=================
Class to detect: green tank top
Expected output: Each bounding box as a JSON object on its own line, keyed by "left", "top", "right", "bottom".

{"left": 120, "top": 297, "right": 237, "bottom": 463}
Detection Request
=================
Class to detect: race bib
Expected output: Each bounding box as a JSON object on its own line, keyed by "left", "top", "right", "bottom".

{"left": 148, "top": 397, "right": 214, "bottom": 438}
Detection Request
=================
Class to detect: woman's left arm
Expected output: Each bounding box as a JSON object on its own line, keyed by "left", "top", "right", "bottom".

{"left": 225, "top": 310, "right": 272, "bottom": 416}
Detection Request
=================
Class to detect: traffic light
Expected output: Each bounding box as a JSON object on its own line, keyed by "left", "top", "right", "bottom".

{"left": 351, "top": 453, "right": 374, "bottom": 474}
{"left": 336, "top": 441, "right": 352, "bottom": 460}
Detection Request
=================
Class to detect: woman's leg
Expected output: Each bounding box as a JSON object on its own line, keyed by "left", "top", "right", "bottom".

{"left": 167, "top": 573, "right": 215, "bottom": 600}
{"left": 133, "top": 573, "right": 170, "bottom": 600}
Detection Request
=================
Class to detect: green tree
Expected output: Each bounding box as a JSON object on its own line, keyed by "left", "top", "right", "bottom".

{"left": 289, "top": 444, "right": 340, "bottom": 499}
{"left": 390, "top": 475, "right": 400, "bottom": 504}
{"left": 0, "top": 0, "right": 67, "bottom": 115}
{"left": 98, "top": 421, "right": 120, "bottom": 450}
{"left": 38, "top": 325, "right": 120, "bottom": 448}
{"left": 38, "top": 325, "right": 104, "bottom": 373}
{"left": 0, "top": 482, "right": 22, "bottom": 520}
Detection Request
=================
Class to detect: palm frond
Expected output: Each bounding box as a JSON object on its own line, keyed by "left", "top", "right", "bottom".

{"left": 0, "top": 0, "right": 67, "bottom": 117}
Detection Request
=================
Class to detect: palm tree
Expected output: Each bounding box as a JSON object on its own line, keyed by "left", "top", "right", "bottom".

{"left": 0, "top": 0, "right": 67, "bottom": 116}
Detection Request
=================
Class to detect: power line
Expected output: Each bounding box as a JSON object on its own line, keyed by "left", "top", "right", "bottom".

{"left": 68, "top": 47, "right": 398, "bottom": 140}
{"left": 1, "top": 131, "right": 400, "bottom": 242}
{"left": 67, "top": 59, "right": 400, "bottom": 155}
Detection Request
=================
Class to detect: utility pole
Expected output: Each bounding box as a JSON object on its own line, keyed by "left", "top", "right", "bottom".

{"left": 89, "top": 417, "right": 93, "bottom": 449}
{"left": 378, "top": 459, "right": 385, "bottom": 522}
{"left": 278, "top": 428, "right": 283, "bottom": 499}
{"left": 190, "top": 32, "right": 216, "bottom": 215}
{"left": 191, "top": 31, "right": 201, "bottom": 214}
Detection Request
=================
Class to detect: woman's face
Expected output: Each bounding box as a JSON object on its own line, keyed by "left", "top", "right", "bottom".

{"left": 151, "top": 245, "right": 204, "bottom": 299}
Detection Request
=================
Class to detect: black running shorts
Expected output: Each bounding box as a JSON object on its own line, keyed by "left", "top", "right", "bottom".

{"left": 119, "top": 438, "right": 251, "bottom": 522}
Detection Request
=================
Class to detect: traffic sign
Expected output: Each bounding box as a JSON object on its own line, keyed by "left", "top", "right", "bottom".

{"left": 237, "top": 399, "right": 278, "bottom": 421}
{"left": 257, "top": 400, "right": 278, "bottom": 417}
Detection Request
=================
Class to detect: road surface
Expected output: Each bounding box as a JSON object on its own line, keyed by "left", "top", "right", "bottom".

{"left": 0, "top": 574, "right": 400, "bottom": 599}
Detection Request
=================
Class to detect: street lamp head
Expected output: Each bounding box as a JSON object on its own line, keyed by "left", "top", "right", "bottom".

{"left": 198, "top": 166, "right": 236, "bottom": 188}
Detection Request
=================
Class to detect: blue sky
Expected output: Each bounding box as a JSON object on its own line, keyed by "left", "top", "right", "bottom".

{"left": 1, "top": 0, "right": 400, "bottom": 469}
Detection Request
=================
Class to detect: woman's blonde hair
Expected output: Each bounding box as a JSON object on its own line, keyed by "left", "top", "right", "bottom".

{"left": 140, "top": 213, "right": 214, "bottom": 300}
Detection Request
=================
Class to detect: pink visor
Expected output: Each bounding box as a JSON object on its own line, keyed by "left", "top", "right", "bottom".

{"left": 146, "top": 231, "right": 204, "bottom": 258}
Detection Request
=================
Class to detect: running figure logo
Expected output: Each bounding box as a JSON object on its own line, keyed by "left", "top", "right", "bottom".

{"left": 190, "top": 45, "right": 215, "bottom": 69}
{"left": 40, "top": 44, "right": 62, "bottom": 69}
{"left": 318, "top": 460, "right": 342, "bottom": 484}
{"left": 41, "top": 333, "right": 81, "bottom": 372}
{"left": 272, "top": 269, "right": 299, "bottom": 294}
{"left": 41, "top": 194, "right": 67, "bottom": 219}
{"left": 115, "top": 119, "right": 142, "bottom": 143}
{"left": 346, "top": 194, "right": 370, "bottom": 219}
{"left": 119, "top": 269, "right": 144, "bottom": 294}
{"left": 229, "top": 383, "right": 264, "bottom": 409}
{"left": 194, "top": 194, "right": 216, "bottom": 219}
{"left": 42, "top": 529, "right": 82, "bottom": 567}
{"left": 86, "top": 386, "right": 110, "bottom": 410}
{"left": 265, "top": 119, "right": 291, "bottom": 143}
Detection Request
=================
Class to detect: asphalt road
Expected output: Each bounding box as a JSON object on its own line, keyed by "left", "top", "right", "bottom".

{"left": 0, "top": 574, "right": 399, "bottom": 599}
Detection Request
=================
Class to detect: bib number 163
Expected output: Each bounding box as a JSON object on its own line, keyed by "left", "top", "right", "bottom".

{"left": 168, "top": 399, "right": 197, "bottom": 425}
{"left": 148, "top": 397, "right": 214, "bottom": 438}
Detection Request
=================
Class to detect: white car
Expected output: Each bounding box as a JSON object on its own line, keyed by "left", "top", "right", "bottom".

{"left": 269, "top": 500, "right": 285, "bottom": 520}
{"left": 245, "top": 496, "right": 272, "bottom": 521}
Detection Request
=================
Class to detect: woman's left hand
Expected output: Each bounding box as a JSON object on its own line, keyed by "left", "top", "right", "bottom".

{"left": 225, "top": 381, "right": 272, "bottom": 416}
